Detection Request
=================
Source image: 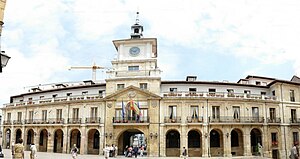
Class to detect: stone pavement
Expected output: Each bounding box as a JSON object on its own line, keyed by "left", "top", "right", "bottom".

{"left": 1, "top": 149, "right": 271, "bottom": 159}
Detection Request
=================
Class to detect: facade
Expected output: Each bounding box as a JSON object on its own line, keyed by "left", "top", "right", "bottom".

{"left": 1, "top": 15, "right": 300, "bottom": 159}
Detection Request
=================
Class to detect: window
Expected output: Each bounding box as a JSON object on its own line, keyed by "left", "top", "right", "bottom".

{"left": 189, "top": 88, "right": 197, "bottom": 94}
{"left": 117, "top": 84, "right": 125, "bottom": 90}
{"left": 82, "top": 91, "right": 88, "bottom": 95}
{"left": 140, "top": 109, "right": 148, "bottom": 121}
{"left": 231, "top": 130, "right": 239, "bottom": 147}
{"left": 271, "top": 133, "right": 277, "bottom": 143}
{"left": 244, "top": 90, "right": 251, "bottom": 98}
{"left": 56, "top": 109, "right": 62, "bottom": 120}
{"left": 293, "top": 132, "right": 299, "bottom": 145}
{"left": 252, "top": 107, "right": 259, "bottom": 118}
{"left": 7, "top": 113, "right": 11, "bottom": 121}
{"left": 140, "top": 83, "right": 148, "bottom": 90}
{"left": 67, "top": 93, "right": 72, "bottom": 96}
{"left": 272, "top": 90, "right": 276, "bottom": 96}
{"left": 99, "top": 90, "right": 104, "bottom": 96}
{"left": 261, "top": 92, "right": 266, "bottom": 95}
{"left": 233, "top": 106, "right": 240, "bottom": 119}
{"left": 190, "top": 106, "right": 199, "bottom": 119}
{"left": 91, "top": 107, "right": 98, "bottom": 118}
{"left": 290, "top": 90, "right": 295, "bottom": 102}
{"left": 291, "top": 109, "right": 297, "bottom": 123}
{"left": 256, "top": 81, "right": 261, "bottom": 85}
{"left": 212, "top": 106, "right": 220, "bottom": 119}
{"left": 227, "top": 89, "right": 234, "bottom": 97}
{"left": 42, "top": 110, "right": 47, "bottom": 121}
{"left": 115, "top": 109, "right": 122, "bottom": 118}
{"left": 270, "top": 108, "right": 276, "bottom": 120}
{"left": 29, "top": 111, "right": 34, "bottom": 121}
{"left": 17, "top": 112, "right": 22, "bottom": 122}
{"left": 209, "top": 88, "right": 216, "bottom": 95}
{"left": 170, "top": 88, "right": 177, "bottom": 92}
{"left": 93, "top": 131, "right": 100, "bottom": 149}
{"left": 210, "top": 130, "right": 220, "bottom": 147}
{"left": 73, "top": 108, "right": 79, "bottom": 119}
{"left": 169, "top": 106, "right": 177, "bottom": 119}
{"left": 128, "top": 66, "right": 139, "bottom": 71}
{"left": 52, "top": 94, "right": 57, "bottom": 98}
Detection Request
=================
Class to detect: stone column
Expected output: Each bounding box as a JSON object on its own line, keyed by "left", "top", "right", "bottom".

{"left": 223, "top": 131, "right": 232, "bottom": 157}
{"left": 243, "top": 127, "right": 251, "bottom": 156}
{"left": 80, "top": 126, "right": 87, "bottom": 154}
{"left": 159, "top": 124, "right": 165, "bottom": 157}
{"left": 181, "top": 124, "right": 188, "bottom": 155}
{"left": 99, "top": 126, "right": 104, "bottom": 155}
{"left": 34, "top": 128, "right": 39, "bottom": 152}
{"left": 47, "top": 131, "right": 53, "bottom": 152}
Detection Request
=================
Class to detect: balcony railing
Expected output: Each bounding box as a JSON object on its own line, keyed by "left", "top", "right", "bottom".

{"left": 267, "top": 117, "right": 281, "bottom": 123}
{"left": 3, "top": 120, "right": 12, "bottom": 125}
{"left": 113, "top": 116, "right": 149, "bottom": 123}
{"left": 290, "top": 118, "right": 300, "bottom": 124}
{"left": 209, "top": 116, "right": 264, "bottom": 123}
{"left": 164, "top": 116, "right": 181, "bottom": 123}
{"left": 4, "top": 94, "right": 105, "bottom": 107}
{"left": 68, "top": 118, "right": 82, "bottom": 124}
{"left": 186, "top": 116, "right": 203, "bottom": 123}
{"left": 13, "top": 120, "right": 23, "bottom": 125}
{"left": 271, "top": 141, "right": 279, "bottom": 147}
{"left": 86, "top": 117, "right": 101, "bottom": 123}
{"left": 24, "top": 118, "right": 65, "bottom": 124}
{"left": 162, "top": 91, "right": 277, "bottom": 101}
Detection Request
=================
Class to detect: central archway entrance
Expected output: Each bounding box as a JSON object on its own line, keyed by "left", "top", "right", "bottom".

{"left": 117, "top": 129, "right": 146, "bottom": 156}
{"left": 53, "top": 129, "right": 64, "bottom": 153}
{"left": 188, "top": 130, "right": 202, "bottom": 157}
{"left": 250, "top": 128, "right": 262, "bottom": 156}
{"left": 166, "top": 130, "right": 180, "bottom": 157}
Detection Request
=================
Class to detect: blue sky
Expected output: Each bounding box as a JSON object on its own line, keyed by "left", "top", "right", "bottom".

{"left": 1, "top": 0, "right": 300, "bottom": 105}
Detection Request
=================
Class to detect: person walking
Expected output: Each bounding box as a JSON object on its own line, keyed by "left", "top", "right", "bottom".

{"left": 291, "top": 143, "right": 299, "bottom": 159}
{"left": 103, "top": 145, "right": 110, "bottom": 159}
{"left": 140, "top": 146, "right": 144, "bottom": 157}
{"left": 29, "top": 143, "right": 37, "bottom": 159}
{"left": 114, "top": 145, "right": 118, "bottom": 157}
{"left": 133, "top": 146, "right": 139, "bottom": 158}
{"left": 71, "top": 144, "right": 78, "bottom": 159}
{"left": 12, "top": 138, "right": 24, "bottom": 159}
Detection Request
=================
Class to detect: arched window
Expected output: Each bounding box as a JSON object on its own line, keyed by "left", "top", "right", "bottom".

{"left": 39, "top": 132, "right": 44, "bottom": 146}
{"left": 93, "top": 131, "right": 99, "bottom": 149}
{"left": 210, "top": 130, "right": 220, "bottom": 147}
{"left": 188, "top": 130, "right": 200, "bottom": 148}
{"left": 231, "top": 130, "right": 239, "bottom": 147}
{"left": 166, "top": 131, "right": 180, "bottom": 148}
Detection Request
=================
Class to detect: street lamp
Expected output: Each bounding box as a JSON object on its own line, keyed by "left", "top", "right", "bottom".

{"left": 0, "top": 50, "right": 10, "bottom": 73}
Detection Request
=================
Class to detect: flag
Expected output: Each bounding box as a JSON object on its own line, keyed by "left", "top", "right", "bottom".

{"left": 129, "top": 99, "right": 140, "bottom": 115}
{"left": 122, "top": 100, "right": 125, "bottom": 120}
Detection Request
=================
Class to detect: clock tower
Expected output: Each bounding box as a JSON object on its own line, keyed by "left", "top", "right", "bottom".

{"left": 106, "top": 12, "right": 161, "bottom": 95}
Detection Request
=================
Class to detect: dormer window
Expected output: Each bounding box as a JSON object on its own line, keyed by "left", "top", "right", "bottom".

{"left": 134, "top": 28, "right": 139, "bottom": 33}
{"left": 52, "top": 94, "right": 57, "bottom": 98}
{"left": 82, "top": 91, "right": 88, "bottom": 95}
{"left": 256, "top": 81, "right": 261, "bottom": 85}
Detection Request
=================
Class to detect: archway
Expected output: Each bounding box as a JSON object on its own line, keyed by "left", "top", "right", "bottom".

{"left": 250, "top": 128, "right": 262, "bottom": 155}
{"left": 39, "top": 129, "right": 48, "bottom": 152}
{"left": 188, "top": 130, "right": 202, "bottom": 157}
{"left": 210, "top": 129, "right": 223, "bottom": 157}
{"left": 26, "top": 129, "right": 34, "bottom": 150}
{"left": 166, "top": 130, "right": 180, "bottom": 157}
{"left": 15, "top": 129, "right": 22, "bottom": 143}
{"left": 117, "top": 129, "right": 145, "bottom": 156}
{"left": 53, "top": 129, "right": 64, "bottom": 153}
{"left": 87, "top": 129, "right": 100, "bottom": 154}
{"left": 4, "top": 129, "right": 11, "bottom": 149}
{"left": 231, "top": 129, "right": 244, "bottom": 156}
{"left": 70, "top": 129, "right": 81, "bottom": 153}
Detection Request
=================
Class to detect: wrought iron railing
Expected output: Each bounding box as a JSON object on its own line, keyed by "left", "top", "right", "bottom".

{"left": 209, "top": 116, "right": 264, "bottom": 123}
{"left": 186, "top": 116, "right": 203, "bottom": 123}
{"left": 67, "top": 118, "right": 82, "bottom": 124}
{"left": 86, "top": 117, "right": 101, "bottom": 123}
{"left": 164, "top": 116, "right": 181, "bottom": 123}
{"left": 113, "top": 116, "right": 149, "bottom": 123}
{"left": 267, "top": 117, "right": 281, "bottom": 123}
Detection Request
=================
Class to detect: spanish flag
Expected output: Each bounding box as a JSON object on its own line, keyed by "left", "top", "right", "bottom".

{"left": 129, "top": 99, "right": 140, "bottom": 115}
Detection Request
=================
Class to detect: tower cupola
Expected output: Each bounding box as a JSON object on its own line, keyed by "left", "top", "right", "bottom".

{"left": 130, "top": 12, "right": 143, "bottom": 39}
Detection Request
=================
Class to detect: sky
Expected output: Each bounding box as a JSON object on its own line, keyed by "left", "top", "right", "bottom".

{"left": 1, "top": 0, "right": 300, "bottom": 105}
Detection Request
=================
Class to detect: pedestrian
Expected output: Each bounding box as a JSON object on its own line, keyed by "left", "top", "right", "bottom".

{"left": 258, "top": 143, "right": 263, "bottom": 157}
{"left": 29, "top": 143, "right": 37, "bottom": 159}
{"left": 291, "top": 143, "right": 299, "bottom": 159}
{"left": 140, "top": 146, "right": 144, "bottom": 157}
{"left": 71, "top": 144, "right": 78, "bottom": 159}
{"left": 114, "top": 145, "right": 118, "bottom": 157}
{"left": 124, "top": 145, "right": 128, "bottom": 157}
{"left": 133, "top": 146, "right": 139, "bottom": 158}
{"left": 12, "top": 138, "right": 24, "bottom": 159}
{"left": 103, "top": 144, "right": 110, "bottom": 159}
{"left": 11, "top": 140, "right": 15, "bottom": 157}
{"left": 182, "top": 147, "right": 187, "bottom": 159}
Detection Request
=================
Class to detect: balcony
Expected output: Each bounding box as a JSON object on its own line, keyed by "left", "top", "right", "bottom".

{"left": 113, "top": 116, "right": 150, "bottom": 124}
{"left": 67, "top": 118, "right": 82, "bottom": 124}
{"left": 186, "top": 116, "right": 203, "bottom": 123}
{"left": 4, "top": 94, "right": 105, "bottom": 107}
{"left": 86, "top": 117, "right": 101, "bottom": 124}
{"left": 290, "top": 118, "right": 300, "bottom": 124}
{"left": 13, "top": 120, "right": 23, "bottom": 125}
{"left": 271, "top": 141, "right": 279, "bottom": 147}
{"left": 209, "top": 116, "right": 264, "bottom": 123}
{"left": 267, "top": 117, "right": 281, "bottom": 123}
{"left": 164, "top": 116, "right": 181, "bottom": 123}
{"left": 3, "top": 120, "right": 12, "bottom": 125}
{"left": 24, "top": 118, "right": 65, "bottom": 124}
{"left": 162, "top": 91, "right": 277, "bottom": 101}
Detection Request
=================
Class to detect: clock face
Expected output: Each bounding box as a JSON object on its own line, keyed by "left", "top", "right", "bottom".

{"left": 129, "top": 47, "right": 140, "bottom": 56}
